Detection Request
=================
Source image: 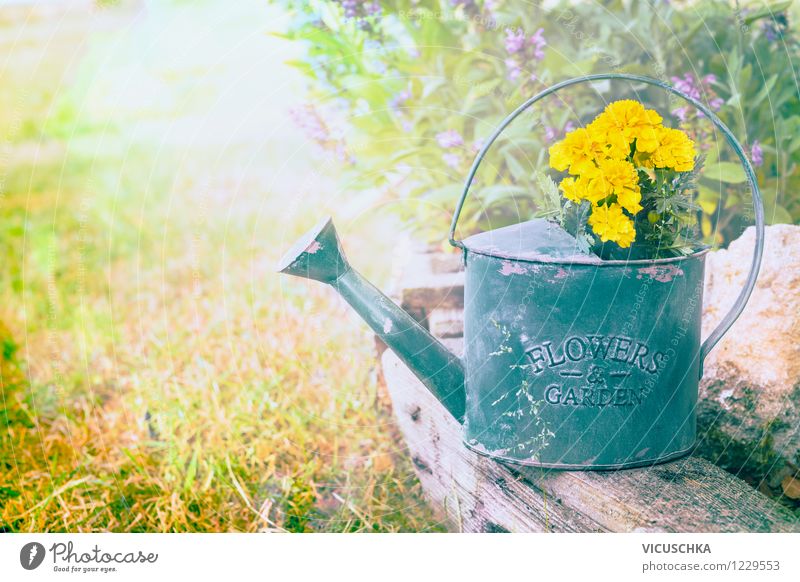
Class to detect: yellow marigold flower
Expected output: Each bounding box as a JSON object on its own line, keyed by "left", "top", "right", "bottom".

{"left": 585, "top": 158, "right": 643, "bottom": 213}
{"left": 558, "top": 176, "right": 585, "bottom": 203}
{"left": 549, "top": 100, "right": 695, "bottom": 251}
{"left": 548, "top": 140, "right": 572, "bottom": 173}
{"left": 572, "top": 166, "right": 606, "bottom": 205}
{"left": 588, "top": 203, "right": 637, "bottom": 248}
{"left": 634, "top": 124, "right": 661, "bottom": 153}
{"left": 548, "top": 127, "right": 617, "bottom": 175}
{"left": 616, "top": 188, "right": 644, "bottom": 215}
{"left": 591, "top": 100, "right": 663, "bottom": 153}
{"left": 649, "top": 127, "right": 696, "bottom": 172}
{"left": 586, "top": 120, "right": 630, "bottom": 159}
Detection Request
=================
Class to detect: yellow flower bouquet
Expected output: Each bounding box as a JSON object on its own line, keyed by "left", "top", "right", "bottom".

{"left": 547, "top": 100, "right": 702, "bottom": 259}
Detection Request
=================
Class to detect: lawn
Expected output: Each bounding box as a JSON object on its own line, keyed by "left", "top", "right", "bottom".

{"left": 0, "top": 1, "right": 444, "bottom": 532}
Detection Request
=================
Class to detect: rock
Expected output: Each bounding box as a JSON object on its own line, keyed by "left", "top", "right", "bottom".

{"left": 698, "top": 224, "right": 800, "bottom": 494}
{"left": 782, "top": 475, "right": 800, "bottom": 500}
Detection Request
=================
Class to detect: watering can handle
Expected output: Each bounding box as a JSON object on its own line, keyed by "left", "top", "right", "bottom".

{"left": 448, "top": 73, "right": 764, "bottom": 371}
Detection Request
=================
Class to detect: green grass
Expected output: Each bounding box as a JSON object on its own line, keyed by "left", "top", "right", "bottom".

{"left": 0, "top": 2, "right": 446, "bottom": 533}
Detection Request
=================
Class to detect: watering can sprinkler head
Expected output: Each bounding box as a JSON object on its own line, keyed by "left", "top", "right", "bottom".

{"left": 277, "top": 216, "right": 350, "bottom": 284}
{"left": 277, "top": 217, "right": 467, "bottom": 421}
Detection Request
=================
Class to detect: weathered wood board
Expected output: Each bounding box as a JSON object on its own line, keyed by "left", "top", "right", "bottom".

{"left": 383, "top": 349, "right": 800, "bottom": 532}
{"left": 382, "top": 246, "right": 799, "bottom": 532}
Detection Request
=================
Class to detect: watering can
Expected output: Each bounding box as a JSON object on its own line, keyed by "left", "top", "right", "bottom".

{"left": 278, "top": 74, "right": 764, "bottom": 470}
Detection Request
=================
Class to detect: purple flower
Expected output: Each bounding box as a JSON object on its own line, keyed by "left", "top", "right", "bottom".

{"left": 504, "top": 27, "right": 546, "bottom": 80}
{"left": 442, "top": 152, "right": 461, "bottom": 168}
{"left": 544, "top": 126, "right": 557, "bottom": 141}
{"left": 762, "top": 13, "right": 789, "bottom": 42}
{"left": 529, "top": 28, "right": 546, "bottom": 61}
{"left": 341, "top": 0, "right": 357, "bottom": 18}
{"left": 290, "top": 104, "right": 351, "bottom": 162}
{"left": 504, "top": 28, "right": 526, "bottom": 54}
{"left": 290, "top": 104, "right": 330, "bottom": 143}
{"left": 763, "top": 21, "right": 779, "bottom": 42}
{"left": 449, "top": 0, "right": 480, "bottom": 18}
{"left": 450, "top": 0, "right": 478, "bottom": 12}
{"left": 337, "top": 0, "right": 381, "bottom": 22}
{"left": 750, "top": 140, "right": 764, "bottom": 167}
{"left": 671, "top": 73, "right": 702, "bottom": 101}
{"left": 564, "top": 121, "right": 576, "bottom": 134}
{"left": 436, "top": 130, "right": 464, "bottom": 149}
{"left": 389, "top": 89, "right": 412, "bottom": 111}
{"left": 671, "top": 73, "right": 724, "bottom": 113}
{"left": 364, "top": 1, "right": 381, "bottom": 16}
{"left": 504, "top": 57, "right": 521, "bottom": 81}
{"left": 672, "top": 106, "right": 689, "bottom": 123}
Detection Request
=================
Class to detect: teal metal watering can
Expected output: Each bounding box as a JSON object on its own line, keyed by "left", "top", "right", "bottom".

{"left": 278, "top": 74, "right": 764, "bottom": 470}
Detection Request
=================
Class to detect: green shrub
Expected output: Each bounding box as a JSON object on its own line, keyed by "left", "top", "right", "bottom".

{"left": 277, "top": 0, "right": 799, "bottom": 244}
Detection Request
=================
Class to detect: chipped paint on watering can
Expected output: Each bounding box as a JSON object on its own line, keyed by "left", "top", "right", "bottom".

{"left": 278, "top": 73, "right": 765, "bottom": 470}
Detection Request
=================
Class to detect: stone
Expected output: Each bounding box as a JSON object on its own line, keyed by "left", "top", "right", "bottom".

{"left": 698, "top": 224, "right": 800, "bottom": 494}
{"left": 782, "top": 476, "right": 800, "bottom": 500}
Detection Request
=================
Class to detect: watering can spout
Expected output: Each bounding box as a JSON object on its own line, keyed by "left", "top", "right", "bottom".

{"left": 277, "top": 217, "right": 466, "bottom": 421}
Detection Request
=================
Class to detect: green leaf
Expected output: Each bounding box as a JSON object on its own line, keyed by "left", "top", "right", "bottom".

{"left": 283, "top": 59, "right": 319, "bottom": 78}
{"left": 532, "top": 170, "right": 562, "bottom": 220}
{"left": 697, "top": 184, "right": 722, "bottom": 214}
{"left": 0, "top": 486, "right": 21, "bottom": 500}
{"left": 768, "top": 203, "right": 793, "bottom": 224}
{"left": 703, "top": 147, "right": 719, "bottom": 167}
{"left": 743, "top": 1, "right": 793, "bottom": 25}
{"left": 502, "top": 151, "right": 529, "bottom": 181}
{"left": 318, "top": 0, "right": 344, "bottom": 31}
{"left": 749, "top": 74, "right": 778, "bottom": 109}
{"left": 424, "top": 184, "right": 463, "bottom": 203}
{"left": 703, "top": 162, "right": 747, "bottom": 184}
{"left": 462, "top": 78, "right": 502, "bottom": 115}
{"left": 477, "top": 185, "right": 528, "bottom": 206}
{"left": 184, "top": 449, "right": 199, "bottom": 492}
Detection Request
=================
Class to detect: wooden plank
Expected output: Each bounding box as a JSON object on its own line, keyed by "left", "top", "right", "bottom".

{"left": 427, "top": 308, "right": 464, "bottom": 339}
{"left": 383, "top": 349, "right": 800, "bottom": 532}
{"left": 394, "top": 248, "right": 464, "bottom": 327}
{"left": 399, "top": 274, "right": 464, "bottom": 327}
